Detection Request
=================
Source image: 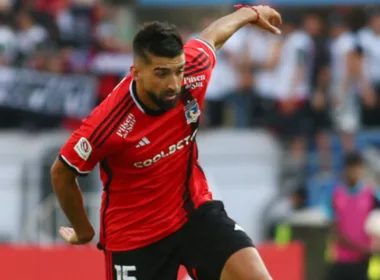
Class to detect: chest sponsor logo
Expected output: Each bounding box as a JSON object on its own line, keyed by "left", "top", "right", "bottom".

{"left": 184, "top": 74, "right": 205, "bottom": 90}
{"left": 134, "top": 135, "right": 193, "bottom": 168}
{"left": 116, "top": 113, "right": 136, "bottom": 139}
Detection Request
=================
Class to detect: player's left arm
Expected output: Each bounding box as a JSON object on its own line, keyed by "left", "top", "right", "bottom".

{"left": 199, "top": 5, "right": 281, "bottom": 51}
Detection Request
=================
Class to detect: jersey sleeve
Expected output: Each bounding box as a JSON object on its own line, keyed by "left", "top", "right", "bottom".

{"left": 184, "top": 38, "right": 216, "bottom": 69}
{"left": 183, "top": 39, "right": 217, "bottom": 102}
{"left": 58, "top": 80, "right": 128, "bottom": 175}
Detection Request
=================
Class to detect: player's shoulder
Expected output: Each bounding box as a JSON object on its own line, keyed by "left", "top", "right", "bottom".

{"left": 84, "top": 75, "right": 133, "bottom": 126}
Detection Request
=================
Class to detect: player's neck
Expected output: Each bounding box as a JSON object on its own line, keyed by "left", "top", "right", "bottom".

{"left": 135, "top": 81, "right": 161, "bottom": 111}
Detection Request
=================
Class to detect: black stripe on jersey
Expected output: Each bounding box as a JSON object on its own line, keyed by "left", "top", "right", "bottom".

{"left": 180, "top": 87, "right": 199, "bottom": 214}
{"left": 194, "top": 142, "right": 206, "bottom": 176}
{"left": 96, "top": 102, "right": 135, "bottom": 148}
{"left": 184, "top": 60, "right": 212, "bottom": 77}
{"left": 92, "top": 98, "right": 133, "bottom": 147}
{"left": 188, "top": 51, "right": 206, "bottom": 64}
{"left": 185, "top": 55, "right": 209, "bottom": 72}
{"left": 185, "top": 52, "right": 207, "bottom": 70}
{"left": 98, "top": 160, "right": 112, "bottom": 250}
{"left": 89, "top": 93, "right": 131, "bottom": 143}
{"left": 183, "top": 143, "right": 195, "bottom": 214}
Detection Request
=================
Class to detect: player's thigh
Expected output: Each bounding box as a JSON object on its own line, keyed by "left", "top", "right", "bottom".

{"left": 182, "top": 201, "right": 266, "bottom": 280}
{"left": 104, "top": 238, "right": 180, "bottom": 280}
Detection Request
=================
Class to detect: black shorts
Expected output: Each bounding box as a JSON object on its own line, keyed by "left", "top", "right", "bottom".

{"left": 326, "top": 260, "right": 369, "bottom": 280}
{"left": 105, "top": 201, "right": 254, "bottom": 280}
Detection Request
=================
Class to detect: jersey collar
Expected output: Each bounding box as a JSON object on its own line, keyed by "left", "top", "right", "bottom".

{"left": 129, "top": 80, "right": 166, "bottom": 116}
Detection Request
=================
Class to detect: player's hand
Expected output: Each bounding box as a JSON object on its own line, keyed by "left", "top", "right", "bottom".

{"left": 58, "top": 226, "right": 94, "bottom": 245}
{"left": 253, "top": 5, "right": 282, "bottom": 35}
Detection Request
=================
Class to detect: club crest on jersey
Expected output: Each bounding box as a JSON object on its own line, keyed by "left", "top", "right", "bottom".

{"left": 184, "top": 99, "right": 201, "bottom": 124}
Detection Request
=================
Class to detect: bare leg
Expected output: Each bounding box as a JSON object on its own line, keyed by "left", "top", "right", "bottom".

{"left": 220, "top": 247, "right": 272, "bottom": 280}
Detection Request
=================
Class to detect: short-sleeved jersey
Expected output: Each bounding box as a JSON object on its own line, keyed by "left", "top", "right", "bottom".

{"left": 59, "top": 39, "right": 216, "bottom": 251}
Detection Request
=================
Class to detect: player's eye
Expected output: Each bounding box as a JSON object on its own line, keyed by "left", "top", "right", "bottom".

{"left": 176, "top": 69, "right": 184, "bottom": 76}
{"left": 155, "top": 72, "right": 168, "bottom": 78}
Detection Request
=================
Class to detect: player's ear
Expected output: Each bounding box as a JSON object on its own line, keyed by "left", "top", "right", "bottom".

{"left": 130, "top": 65, "right": 140, "bottom": 81}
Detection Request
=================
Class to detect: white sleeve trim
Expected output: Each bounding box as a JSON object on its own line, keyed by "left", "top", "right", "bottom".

{"left": 60, "top": 155, "right": 92, "bottom": 175}
{"left": 195, "top": 39, "right": 217, "bottom": 64}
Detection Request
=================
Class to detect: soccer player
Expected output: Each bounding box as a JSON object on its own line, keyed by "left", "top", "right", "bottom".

{"left": 51, "top": 5, "right": 281, "bottom": 280}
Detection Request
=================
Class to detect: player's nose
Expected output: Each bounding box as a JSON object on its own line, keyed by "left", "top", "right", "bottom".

{"left": 167, "top": 77, "right": 180, "bottom": 92}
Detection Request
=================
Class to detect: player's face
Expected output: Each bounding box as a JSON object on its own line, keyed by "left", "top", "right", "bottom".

{"left": 141, "top": 53, "right": 186, "bottom": 111}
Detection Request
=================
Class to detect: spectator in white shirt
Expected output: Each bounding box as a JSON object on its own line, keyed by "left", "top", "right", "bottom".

{"left": 356, "top": 9, "right": 380, "bottom": 127}
{"left": 328, "top": 13, "right": 361, "bottom": 153}
{"left": 0, "top": 12, "right": 16, "bottom": 65}
{"left": 15, "top": 10, "right": 47, "bottom": 64}
{"left": 273, "top": 13, "right": 314, "bottom": 172}
{"left": 304, "top": 12, "right": 332, "bottom": 171}
{"left": 243, "top": 26, "right": 281, "bottom": 127}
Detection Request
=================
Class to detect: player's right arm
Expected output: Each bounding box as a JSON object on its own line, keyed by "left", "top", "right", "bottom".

{"left": 199, "top": 5, "right": 281, "bottom": 51}
{"left": 51, "top": 159, "right": 95, "bottom": 244}
{"left": 51, "top": 116, "right": 115, "bottom": 244}
{"left": 51, "top": 82, "right": 127, "bottom": 244}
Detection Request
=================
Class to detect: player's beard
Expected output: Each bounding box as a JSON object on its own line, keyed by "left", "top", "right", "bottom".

{"left": 147, "top": 89, "right": 181, "bottom": 111}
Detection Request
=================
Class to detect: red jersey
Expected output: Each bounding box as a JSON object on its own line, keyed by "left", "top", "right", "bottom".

{"left": 59, "top": 39, "right": 216, "bottom": 251}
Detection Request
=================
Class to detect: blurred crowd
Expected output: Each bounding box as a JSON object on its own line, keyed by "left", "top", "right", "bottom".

{"left": 196, "top": 7, "right": 380, "bottom": 211}
{"left": 200, "top": 8, "right": 380, "bottom": 171}
{"left": 0, "top": 0, "right": 133, "bottom": 129}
